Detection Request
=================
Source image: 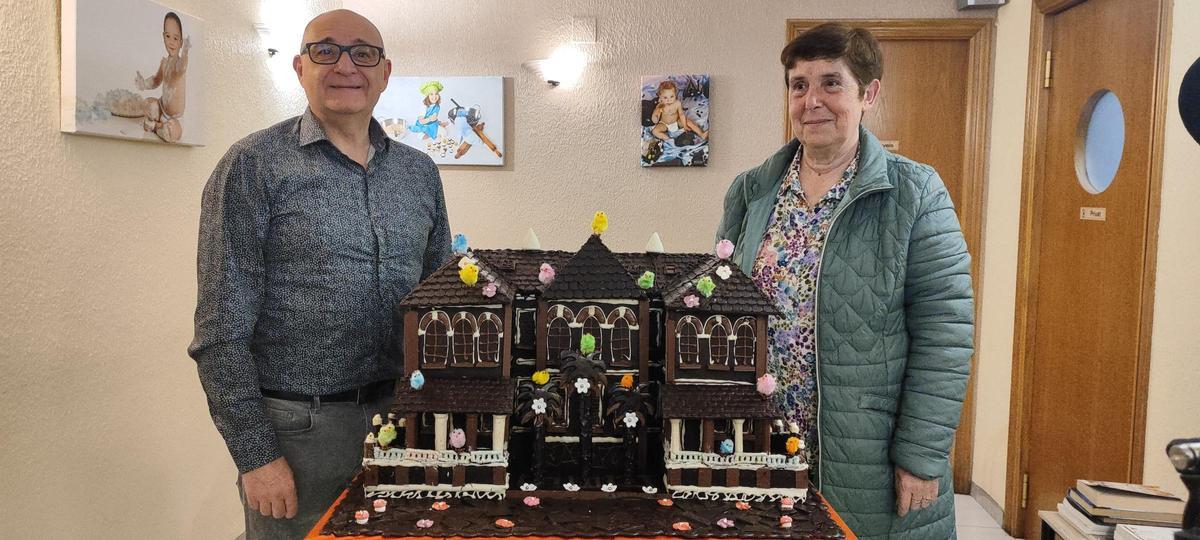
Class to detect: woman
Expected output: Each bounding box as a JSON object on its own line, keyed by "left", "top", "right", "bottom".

{"left": 716, "top": 24, "right": 974, "bottom": 539}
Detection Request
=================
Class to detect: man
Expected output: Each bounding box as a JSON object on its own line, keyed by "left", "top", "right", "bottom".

{"left": 188, "top": 9, "right": 451, "bottom": 538}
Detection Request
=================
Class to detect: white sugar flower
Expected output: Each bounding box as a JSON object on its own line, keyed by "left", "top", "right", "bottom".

{"left": 642, "top": 486, "right": 658, "bottom": 494}
{"left": 563, "top": 482, "right": 580, "bottom": 492}
{"left": 531, "top": 397, "right": 547, "bottom": 415}
{"left": 520, "top": 483, "right": 538, "bottom": 491}
{"left": 574, "top": 378, "right": 591, "bottom": 394}
{"left": 787, "top": 421, "right": 800, "bottom": 434}
{"left": 457, "top": 256, "right": 477, "bottom": 269}
{"left": 601, "top": 483, "right": 618, "bottom": 493}
{"left": 716, "top": 265, "right": 733, "bottom": 280}
{"left": 623, "top": 412, "right": 639, "bottom": 429}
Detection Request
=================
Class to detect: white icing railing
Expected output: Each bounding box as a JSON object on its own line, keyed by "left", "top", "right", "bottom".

{"left": 368, "top": 448, "right": 508, "bottom": 467}
{"left": 664, "top": 449, "right": 808, "bottom": 471}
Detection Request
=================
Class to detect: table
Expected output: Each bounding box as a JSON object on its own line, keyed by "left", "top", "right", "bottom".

{"left": 306, "top": 489, "right": 858, "bottom": 539}
{"left": 1039, "top": 510, "right": 1093, "bottom": 540}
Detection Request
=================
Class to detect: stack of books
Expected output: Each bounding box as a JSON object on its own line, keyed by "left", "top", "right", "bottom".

{"left": 1056, "top": 480, "right": 1184, "bottom": 539}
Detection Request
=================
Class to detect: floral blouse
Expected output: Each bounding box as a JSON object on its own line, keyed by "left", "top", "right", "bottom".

{"left": 751, "top": 149, "right": 858, "bottom": 469}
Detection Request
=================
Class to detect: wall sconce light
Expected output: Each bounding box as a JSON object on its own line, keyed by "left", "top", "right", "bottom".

{"left": 523, "top": 17, "right": 596, "bottom": 88}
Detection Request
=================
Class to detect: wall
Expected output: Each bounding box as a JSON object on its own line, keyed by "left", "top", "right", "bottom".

{"left": 971, "top": 0, "right": 1200, "bottom": 509}
{"left": 1, "top": 0, "right": 995, "bottom": 537}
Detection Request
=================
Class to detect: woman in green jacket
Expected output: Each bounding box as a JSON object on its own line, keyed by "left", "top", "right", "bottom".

{"left": 716, "top": 24, "right": 974, "bottom": 539}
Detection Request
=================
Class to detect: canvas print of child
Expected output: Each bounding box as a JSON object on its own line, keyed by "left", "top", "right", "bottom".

{"left": 376, "top": 76, "right": 505, "bottom": 166}
{"left": 641, "top": 74, "right": 709, "bottom": 167}
{"left": 61, "top": 0, "right": 204, "bottom": 145}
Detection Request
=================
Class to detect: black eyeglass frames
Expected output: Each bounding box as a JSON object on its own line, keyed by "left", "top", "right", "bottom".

{"left": 302, "top": 42, "right": 385, "bottom": 67}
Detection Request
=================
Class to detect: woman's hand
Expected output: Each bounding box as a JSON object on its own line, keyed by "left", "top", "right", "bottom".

{"left": 895, "top": 466, "right": 939, "bottom": 516}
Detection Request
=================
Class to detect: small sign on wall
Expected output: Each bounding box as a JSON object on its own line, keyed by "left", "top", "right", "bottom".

{"left": 1080, "top": 207, "right": 1107, "bottom": 221}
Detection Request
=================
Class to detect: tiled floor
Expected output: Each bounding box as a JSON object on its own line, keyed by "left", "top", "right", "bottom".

{"left": 957, "top": 494, "right": 1017, "bottom": 539}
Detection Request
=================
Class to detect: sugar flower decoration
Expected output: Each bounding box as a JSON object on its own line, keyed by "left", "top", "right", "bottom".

{"left": 452, "top": 233, "right": 469, "bottom": 254}
{"left": 523, "top": 496, "right": 541, "bottom": 507}
{"left": 579, "top": 334, "right": 596, "bottom": 355}
{"left": 410, "top": 370, "right": 426, "bottom": 390}
{"left": 719, "top": 438, "right": 734, "bottom": 454}
{"left": 457, "top": 255, "right": 477, "bottom": 269}
{"left": 459, "top": 263, "right": 479, "bottom": 286}
{"left": 658, "top": 498, "right": 674, "bottom": 507}
{"left": 449, "top": 428, "right": 466, "bottom": 449}
{"left": 716, "top": 239, "right": 735, "bottom": 259}
{"left": 355, "top": 510, "right": 369, "bottom": 524}
{"left": 683, "top": 294, "right": 700, "bottom": 308}
{"left": 780, "top": 497, "right": 795, "bottom": 511}
{"left": 637, "top": 271, "right": 655, "bottom": 289}
{"left": 672, "top": 521, "right": 691, "bottom": 532}
{"left": 531, "top": 370, "right": 551, "bottom": 386}
{"left": 495, "top": 518, "right": 515, "bottom": 528}
{"left": 756, "top": 373, "right": 777, "bottom": 396}
{"left": 786, "top": 436, "right": 802, "bottom": 456}
{"left": 591, "top": 211, "right": 609, "bottom": 235}
{"left": 562, "top": 482, "right": 580, "bottom": 492}
{"left": 431, "top": 501, "right": 450, "bottom": 511}
{"left": 520, "top": 483, "right": 538, "bottom": 492}
{"left": 716, "top": 264, "right": 733, "bottom": 280}
{"left": 482, "top": 282, "right": 497, "bottom": 298}
{"left": 416, "top": 519, "right": 434, "bottom": 529}
{"left": 531, "top": 397, "right": 547, "bottom": 415}
{"left": 601, "top": 483, "right": 618, "bottom": 493}
{"left": 371, "top": 414, "right": 382, "bottom": 426}
{"left": 574, "top": 378, "right": 592, "bottom": 395}
{"left": 623, "top": 412, "right": 639, "bottom": 429}
{"left": 373, "top": 499, "right": 387, "bottom": 513}
{"left": 788, "top": 421, "right": 800, "bottom": 434}
{"left": 717, "top": 518, "right": 735, "bottom": 529}
{"left": 780, "top": 515, "right": 794, "bottom": 528}
{"left": 642, "top": 486, "right": 658, "bottom": 494}
{"left": 735, "top": 501, "right": 751, "bottom": 511}
{"left": 619, "top": 374, "right": 634, "bottom": 388}
{"left": 696, "top": 276, "right": 716, "bottom": 298}
{"left": 538, "top": 263, "right": 555, "bottom": 285}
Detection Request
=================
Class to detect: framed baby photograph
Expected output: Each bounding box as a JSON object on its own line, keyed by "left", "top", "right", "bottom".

{"left": 376, "top": 76, "right": 505, "bottom": 166}
{"left": 61, "top": 0, "right": 205, "bottom": 146}
{"left": 641, "top": 74, "right": 710, "bottom": 167}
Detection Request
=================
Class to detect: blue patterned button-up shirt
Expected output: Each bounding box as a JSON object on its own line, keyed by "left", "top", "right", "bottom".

{"left": 188, "top": 109, "right": 451, "bottom": 473}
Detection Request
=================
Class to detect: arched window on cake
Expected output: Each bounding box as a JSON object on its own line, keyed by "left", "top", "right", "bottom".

{"left": 676, "top": 316, "right": 702, "bottom": 369}
{"left": 451, "top": 312, "right": 477, "bottom": 366}
{"left": 418, "top": 311, "right": 451, "bottom": 368}
{"left": 606, "top": 307, "right": 637, "bottom": 367}
{"left": 575, "top": 306, "right": 605, "bottom": 358}
{"left": 733, "top": 317, "right": 756, "bottom": 369}
{"left": 546, "top": 305, "right": 575, "bottom": 365}
{"left": 477, "top": 312, "right": 502, "bottom": 366}
{"left": 705, "top": 315, "right": 733, "bottom": 371}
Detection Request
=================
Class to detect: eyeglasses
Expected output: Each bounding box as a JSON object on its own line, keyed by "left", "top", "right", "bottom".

{"left": 302, "top": 42, "right": 385, "bottom": 67}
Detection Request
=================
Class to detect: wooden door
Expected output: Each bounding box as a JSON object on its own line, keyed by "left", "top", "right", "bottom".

{"left": 786, "top": 19, "right": 992, "bottom": 494}
{"left": 1008, "top": 1, "right": 1169, "bottom": 538}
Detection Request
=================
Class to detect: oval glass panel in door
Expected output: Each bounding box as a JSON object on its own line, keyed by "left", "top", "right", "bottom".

{"left": 1074, "top": 90, "right": 1125, "bottom": 194}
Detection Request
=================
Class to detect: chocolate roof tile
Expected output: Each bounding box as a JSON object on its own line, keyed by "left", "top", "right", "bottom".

{"left": 660, "top": 384, "right": 782, "bottom": 419}
{"left": 541, "top": 235, "right": 646, "bottom": 300}
{"left": 472, "top": 249, "right": 573, "bottom": 294}
{"left": 614, "top": 252, "right": 713, "bottom": 295}
{"left": 392, "top": 377, "right": 515, "bottom": 414}
{"left": 661, "top": 258, "right": 781, "bottom": 316}
{"left": 398, "top": 253, "right": 515, "bottom": 307}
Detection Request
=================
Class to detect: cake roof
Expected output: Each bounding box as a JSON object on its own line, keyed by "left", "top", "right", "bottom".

{"left": 660, "top": 384, "right": 782, "bottom": 419}
{"left": 614, "top": 252, "right": 712, "bottom": 295}
{"left": 472, "top": 248, "right": 573, "bottom": 294}
{"left": 398, "top": 253, "right": 515, "bottom": 307}
{"left": 661, "top": 257, "right": 781, "bottom": 316}
{"left": 392, "top": 377, "right": 514, "bottom": 414}
{"left": 541, "top": 235, "right": 646, "bottom": 300}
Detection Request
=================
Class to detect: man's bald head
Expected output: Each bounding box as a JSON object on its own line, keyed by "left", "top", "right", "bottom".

{"left": 300, "top": 9, "right": 384, "bottom": 52}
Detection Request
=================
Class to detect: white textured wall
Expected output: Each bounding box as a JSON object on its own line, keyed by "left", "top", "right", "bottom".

{"left": 971, "top": 0, "right": 1200, "bottom": 508}
{"left": 0, "top": 0, "right": 1014, "bottom": 537}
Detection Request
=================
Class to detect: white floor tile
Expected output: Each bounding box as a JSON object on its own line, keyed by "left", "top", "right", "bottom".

{"left": 957, "top": 525, "right": 1017, "bottom": 540}
{"left": 956, "top": 494, "right": 1003, "bottom": 528}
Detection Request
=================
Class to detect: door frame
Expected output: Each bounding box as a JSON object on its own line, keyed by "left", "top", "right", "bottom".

{"left": 784, "top": 18, "right": 994, "bottom": 494}
{"left": 1003, "top": 0, "right": 1172, "bottom": 534}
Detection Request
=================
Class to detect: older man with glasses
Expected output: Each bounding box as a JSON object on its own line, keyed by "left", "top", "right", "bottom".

{"left": 188, "top": 9, "right": 451, "bottom": 539}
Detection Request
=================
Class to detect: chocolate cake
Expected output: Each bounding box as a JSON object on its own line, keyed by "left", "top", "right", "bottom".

{"left": 323, "top": 218, "right": 842, "bottom": 538}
